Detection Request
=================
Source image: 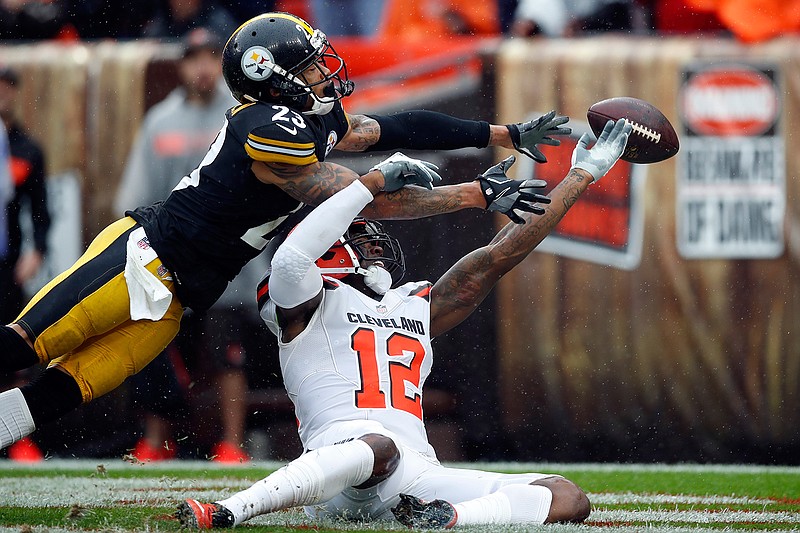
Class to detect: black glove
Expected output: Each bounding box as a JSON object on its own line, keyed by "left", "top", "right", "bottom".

{"left": 506, "top": 110, "right": 571, "bottom": 163}
{"left": 476, "top": 156, "right": 550, "bottom": 224}
{"left": 370, "top": 152, "right": 441, "bottom": 192}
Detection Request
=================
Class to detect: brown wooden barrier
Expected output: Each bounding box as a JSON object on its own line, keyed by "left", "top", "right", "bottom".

{"left": 1, "top": 40, "right": 177, "bottom": 235}
{"left": 1, "top": 36, "right": 798, "bottom": 461}
{"left": 495, "top": 36, "right": 800, "bottom": 462}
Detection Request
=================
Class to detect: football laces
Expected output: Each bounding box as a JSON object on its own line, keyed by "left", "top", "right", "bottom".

{"left": 627, "top": 120, "right": 661, "bottom": 144}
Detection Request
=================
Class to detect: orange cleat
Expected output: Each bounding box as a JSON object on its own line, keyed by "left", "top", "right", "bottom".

{"left": 211, "top": 441, "right": 250, "bottom": 464}
{"left": 175, "top": 499, "right": 235, "bottom": 529}
{"left": 7, "top": 437, "right": 44, "bottom": 462}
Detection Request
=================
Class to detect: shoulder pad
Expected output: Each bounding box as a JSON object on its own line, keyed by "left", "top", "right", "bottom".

{"left": 243, "top": 105, "right": 318, "bottom": 165}
{"left": 408, "top": 282, "right": 432, "bottom": 301}
{"left": 322, "top": 277, "right": 340, "bottom": 290}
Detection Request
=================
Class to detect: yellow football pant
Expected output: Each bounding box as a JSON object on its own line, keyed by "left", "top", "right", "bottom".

{"left": 15, "top": 217, "right": 184, "bottom": 403}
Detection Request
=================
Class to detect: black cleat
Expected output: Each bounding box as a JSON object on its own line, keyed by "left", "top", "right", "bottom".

{"left": 391, "top": 493, "right": 457, "bottom": 529}
{"left": 175, "top": 499, "right": 235, "bottom": 529}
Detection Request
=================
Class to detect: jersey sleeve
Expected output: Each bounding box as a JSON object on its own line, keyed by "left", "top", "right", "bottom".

{"left": 244, "top": 112, "right": 318, "bottom": 166}
{"left": 259, "top": 299, "right": 280, "bottom": 337}
{"left": 395, "top": 281, "right": 433, "bottom": 301}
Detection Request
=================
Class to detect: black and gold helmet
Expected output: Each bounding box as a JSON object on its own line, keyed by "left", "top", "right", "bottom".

{"left": 222, "top": 12, "right": 354, "bottom": 114}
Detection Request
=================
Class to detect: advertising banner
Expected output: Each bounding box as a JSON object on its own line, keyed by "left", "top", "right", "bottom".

{"left": 676, "top": 63, "right": 784, "bottom": 258}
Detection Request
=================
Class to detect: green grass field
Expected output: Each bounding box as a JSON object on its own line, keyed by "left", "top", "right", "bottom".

{"left": 1, "top": 460, "right": 799, "bottom": 532}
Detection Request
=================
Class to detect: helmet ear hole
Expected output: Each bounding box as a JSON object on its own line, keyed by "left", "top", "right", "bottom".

{"left": 320, "top": 251, "right": 336, "bottom": 261}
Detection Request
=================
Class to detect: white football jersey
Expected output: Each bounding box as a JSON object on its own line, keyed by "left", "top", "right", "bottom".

{"left": 262, "top": 277, "right": 435, "bottom": 455}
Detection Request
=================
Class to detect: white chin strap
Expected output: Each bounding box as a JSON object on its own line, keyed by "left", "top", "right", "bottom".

{"left": 358, "top": 265, "right": 392, "bottom": 295}
{"left": 303, "top": 94, "right": 335, "bottom": 115}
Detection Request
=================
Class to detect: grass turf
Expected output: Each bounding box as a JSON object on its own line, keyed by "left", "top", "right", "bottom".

{"left": 0, "top": 460, "right": 798, "bottom": 532}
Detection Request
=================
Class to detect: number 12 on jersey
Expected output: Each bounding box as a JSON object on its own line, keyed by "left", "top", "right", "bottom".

{"left": 351, "top": 328, "right": 424, "bottom": 420}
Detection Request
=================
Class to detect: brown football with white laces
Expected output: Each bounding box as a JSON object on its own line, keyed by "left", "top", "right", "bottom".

{"left": 587, "top": 97, "right": 680, "bottom": 163}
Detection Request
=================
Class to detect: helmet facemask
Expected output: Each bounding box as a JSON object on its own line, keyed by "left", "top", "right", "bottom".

{"left": 317, "top": 219, "right": 405, "bottom": 293}
{"left": 293, "top": 30, "right": 354, "bottom": 115}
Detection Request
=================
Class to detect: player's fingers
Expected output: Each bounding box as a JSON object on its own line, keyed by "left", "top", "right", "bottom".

{"left": 517, "top": 201, "right": 546, "bottom": 216}
{"left": 509, "top": 210, "right": 526, "bottom": 224}
{"left": 598, "top": 120, "right": 615, "bottom": 143}
{"left": 539, "top": 137, "right": 561, "bottom": 146}
{"left": 538, "top": 110, "right": 556, "bottom": 124}
{"left": 426, "top": 167, "right": 442, "bottom": 183}
{"left": 420, "top": 168, "right": 437, "bottom": 187}
{"left": 521, "top": 179, "right": 548, "bottom": 190}
{"left": 531, "top": 146, "right": 547, "bottom": 163}
{"left": 608, "top": 119, "right": 630, "bottom": 145}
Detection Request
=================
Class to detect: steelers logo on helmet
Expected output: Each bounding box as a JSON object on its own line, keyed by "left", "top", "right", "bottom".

{"left": 241, "top": 46, "right": 275, "bottom": 82}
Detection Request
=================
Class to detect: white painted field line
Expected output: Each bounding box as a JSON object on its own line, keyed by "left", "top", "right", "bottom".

{"left": 0, "top": 476, "right": 251, "bottom": 507}
{"left": 592, "top": 508, "right": 800, "bottom": 524}
{"left": 591, "top": 492, "right": 775, "bottom": 505}
{"left": 1, "top": 459, "right": 799, "bottom": 475}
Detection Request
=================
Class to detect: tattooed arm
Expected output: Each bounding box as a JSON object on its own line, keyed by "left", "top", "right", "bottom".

{"left": 251, "top": 159, "right": 487, "bottom": 219}
{"left": 428, "top": 119, "right": 632, "bottom": 337}
{"left": 429, "top": 168, "right": 594, "bottom": 338}
{"left": 335, "top": 114, "right": 380, "bottom": 152}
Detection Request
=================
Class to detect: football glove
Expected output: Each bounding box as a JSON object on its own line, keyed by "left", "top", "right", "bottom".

{"left": 476, "top": 155, "right": 550, "bottom": 224}
{"left": 571, "top": 119, "right": 632, "bottom": 182}
{"left": 506, "top": 110, "right": 571, "bottom": 163}
{"left": 370, "top": 152, "right": 442, "bottom": 192}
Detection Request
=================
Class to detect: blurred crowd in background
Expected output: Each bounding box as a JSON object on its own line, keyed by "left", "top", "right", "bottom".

{"left": 1, "top": 0, "right": 798, "bottom": 44}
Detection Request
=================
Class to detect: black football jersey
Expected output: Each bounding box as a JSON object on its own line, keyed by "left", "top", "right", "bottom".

{"left": 129, "top": 100, "right": 350, "bottom": 311}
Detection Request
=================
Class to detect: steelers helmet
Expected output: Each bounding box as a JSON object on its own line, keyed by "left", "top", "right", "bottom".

{"left": 317, "top": 218, "right": 405, "bottom": 286}
{"left": 222, "top": 12, "right": 354, "bottom": 114}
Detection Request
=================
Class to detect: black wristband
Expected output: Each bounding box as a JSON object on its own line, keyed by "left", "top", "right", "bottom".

{"left": 365, "top": 110, "right": 490, "bottom": 152}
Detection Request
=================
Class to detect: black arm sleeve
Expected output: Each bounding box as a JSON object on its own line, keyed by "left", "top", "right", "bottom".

{"left": 365, "top": 110, "right": 490, "bottom": 152}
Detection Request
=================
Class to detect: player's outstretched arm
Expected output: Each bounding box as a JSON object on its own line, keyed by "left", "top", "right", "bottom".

{"left": 335, "top": 110, "right": 571, "bottom": 163}
{"left": 253, "top": 156, "right": 491, "bottom": 220}
{"left": 428, "top": 119, "right": 631, "bottom": 338}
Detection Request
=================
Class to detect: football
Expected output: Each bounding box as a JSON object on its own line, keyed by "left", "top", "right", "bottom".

{"left": 587, "top": 97, "right": 680, "bottom": 163}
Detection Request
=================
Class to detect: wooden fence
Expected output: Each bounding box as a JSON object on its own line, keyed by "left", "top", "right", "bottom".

{"left": 2, "top": 35, "right": 798, "bottom": 462}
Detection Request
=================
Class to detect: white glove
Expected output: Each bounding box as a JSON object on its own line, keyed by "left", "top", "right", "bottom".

{"left": 571, "top": 119, "right": 632, "bottom": 182}
{"left": 370, "top": 152, "right": 442, "bottom": 192}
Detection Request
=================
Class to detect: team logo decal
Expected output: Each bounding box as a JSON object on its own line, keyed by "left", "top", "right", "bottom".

{"left": 325, "top": 131, "right": 338, "bottom": 156}
{"left": 156, "top": 264, "right": 172, "bottom": 281}
{"left": 242, "top": 46, "right": 275, "bottom": 81}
